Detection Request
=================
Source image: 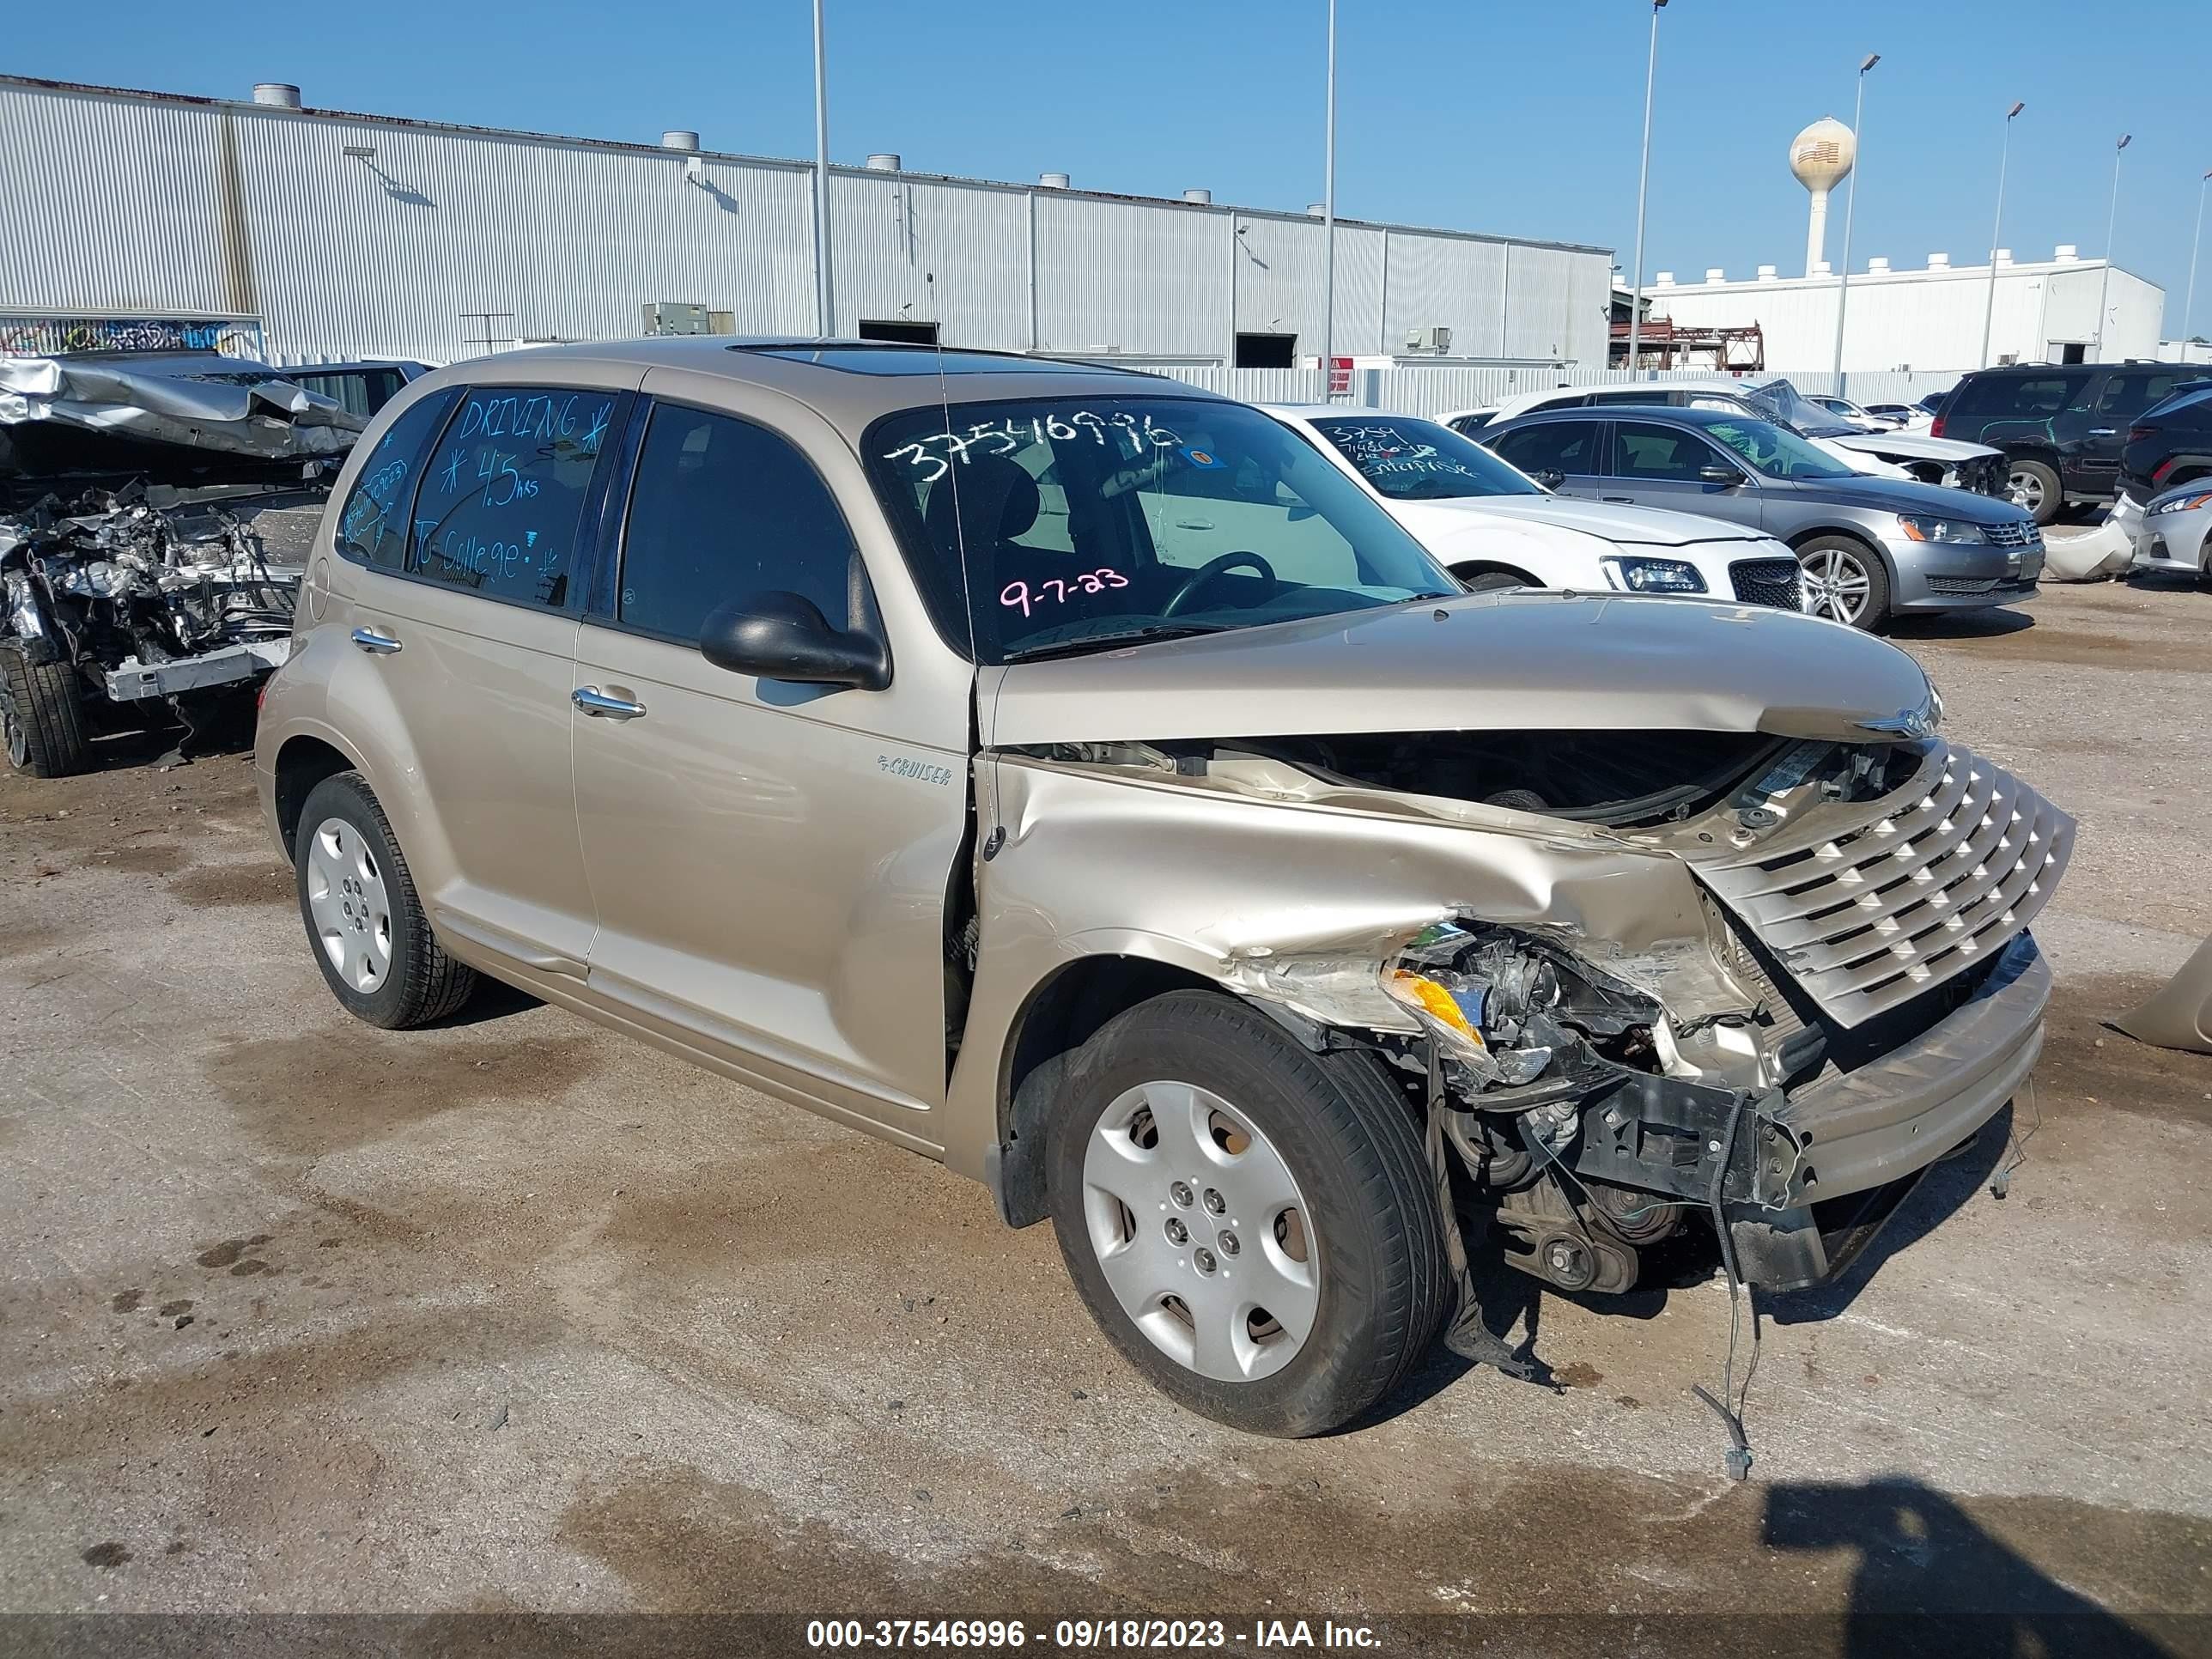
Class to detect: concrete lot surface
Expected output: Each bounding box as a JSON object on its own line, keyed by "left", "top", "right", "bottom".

{"left": 3, "top": 580, "right": 2209, "bottom": 1653}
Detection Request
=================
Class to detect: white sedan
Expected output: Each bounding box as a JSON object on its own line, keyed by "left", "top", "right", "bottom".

{"left": 1263, "top": 404, "right": 1808, "bottom": 611}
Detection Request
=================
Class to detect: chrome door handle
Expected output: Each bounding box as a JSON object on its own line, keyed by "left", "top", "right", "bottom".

{"left": 349, "top": 626, "right": 402, "bottom": 655}
{"left": 2087, "top": 428, "right": 2117, "bottom": 437}
{"left": 573, "top": 686, "right": 647, "bottom": 720}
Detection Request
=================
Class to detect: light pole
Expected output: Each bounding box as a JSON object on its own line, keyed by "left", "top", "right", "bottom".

{"left": 1828, "top": 52, "right": 1879, "bottom": 394}
{"left": 1320, "top": 0, "right": 1337, "bottom": 400}
{"left": 1978, "top": 100, "right": 2025, "bottom": 370}
{"left": 2094, "top": 133, "right": 2130, "bottom": 362}
{"left": 1625, "top": 0, "right": 1667, "bottom": 376}
{"left": 2185, "top": 167, "right": 2210, "bottom": 343}
{"left": 811, "top": 0, "right": 833, "bottom": 339}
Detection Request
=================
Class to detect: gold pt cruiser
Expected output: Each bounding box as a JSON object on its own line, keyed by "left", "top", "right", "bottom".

{"left": 257, "top": 341, "right": 2073, "bottom": 1436}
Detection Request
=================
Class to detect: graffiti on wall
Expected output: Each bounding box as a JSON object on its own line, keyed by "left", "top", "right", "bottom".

{"left": 0, "top": 316, "right": 266, "bottom": 359}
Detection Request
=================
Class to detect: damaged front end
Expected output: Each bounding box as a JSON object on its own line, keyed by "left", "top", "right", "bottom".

{"left": 984, "top": 723, "right": 2070, "bottom": 1299}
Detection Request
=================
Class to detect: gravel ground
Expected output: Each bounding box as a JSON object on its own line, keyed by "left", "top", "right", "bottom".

{"left": 3, "top": 579, "right": 2209, "bottom": 1656}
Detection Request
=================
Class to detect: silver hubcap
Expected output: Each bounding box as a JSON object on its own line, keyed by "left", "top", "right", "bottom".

{"left": 1799, "top": 547, "right": 1873, "bottom": 625}
{"left": 1081, "top": 1081, "right": 1318, "bottom": 1383}
{"left": 2008, "top": 468, "right": 2045, "bottom": 512}
{"left": 305, "top": 817, "right": 392, "bottom": 993}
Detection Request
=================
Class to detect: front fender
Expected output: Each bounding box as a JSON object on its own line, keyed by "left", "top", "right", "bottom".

{"left": 939, "top": 752, "right": 1731, "bottom": 1183}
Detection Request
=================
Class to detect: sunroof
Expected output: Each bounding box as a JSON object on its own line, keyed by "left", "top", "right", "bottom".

{"left": 744, "top": 344, "right": 1139, "bottom": 377}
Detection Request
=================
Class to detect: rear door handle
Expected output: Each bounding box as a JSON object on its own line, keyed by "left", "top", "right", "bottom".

{"left": 349, "top": 626, "right": 402, "bottom": 655}
{"left": 573, "top": 685, "right": 647, "bottom": 720}
{"left": 2087, "top": 428, "right": 2118, "bottom": 437}
{"left": 1603, "top": 495, "right": 1637, "bottom": 504}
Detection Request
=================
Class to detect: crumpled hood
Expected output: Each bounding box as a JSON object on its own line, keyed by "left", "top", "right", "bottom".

{"left": 1437, "top": 495, "right": 1770, "bottom": 548}
{"left": 988, "top": 588, "right": 1935, "bottom": 746}
{"left": 1828, "top": 428, "right": 2002, "bottom": 464}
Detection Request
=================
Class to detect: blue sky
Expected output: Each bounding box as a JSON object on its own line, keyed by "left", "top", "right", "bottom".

{"left": 15, "top": 0, "right": 2212, "bottom": 337}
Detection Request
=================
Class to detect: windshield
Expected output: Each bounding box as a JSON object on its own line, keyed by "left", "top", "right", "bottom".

{"left": 1306, "top": 414, "right": 1544, "bottom": 501}
{"left": 866, "top": 397, "right": 1456, "bottom": 664}
{"left": 1746, "top": 378, "right": 1854, "bottom": 438}
{"left": 1704, "top": 418, "right": 1859, "bottom": 480}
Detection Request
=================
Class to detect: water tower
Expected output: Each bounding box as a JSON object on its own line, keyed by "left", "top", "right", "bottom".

{"left": 1791, "top": 116, "right": 1856, "bottom": 277}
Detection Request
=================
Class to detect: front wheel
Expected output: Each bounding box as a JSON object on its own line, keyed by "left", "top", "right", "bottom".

{"left": 1796, "top": 536, "right": 1891, "bottom": 630}
{"left": 1047, "top": 991, "right": 1449, "bottom": 1437}
{"left": 0, "top": 645, "right": 89, "bottom": 777}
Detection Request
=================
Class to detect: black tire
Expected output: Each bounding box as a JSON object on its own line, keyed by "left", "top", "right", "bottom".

{"left": 1455, "top": 567, "right": 1534, "bottom": 593}
{"left": 293, "top": 770, "right": 477, "bottom": 1029}
{"left": 1796, "top": 533, "right": 1893, "bottom": 630}
{"left": 0, "top": 645, "right": 89, "bottom": 778}
{"left": 1047, "top": 990, "right": 1449, "bottom": 1437}
{"left": 2008, "top": 459, "right": 2063, "bottom": 526}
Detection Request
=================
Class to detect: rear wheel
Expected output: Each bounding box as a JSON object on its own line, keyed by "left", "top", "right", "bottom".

{"left": 1047, "top": 991, "right": 1449, "bottom": 1437}
{"left": 1796, "top": 535, "right": 1891, "bottom": 630}
{"left": 294, "top": 771, "right": 477, "bottom": 1028}
{"left": 0, "top": 645, "right": 89, "bottom": 778}
{"left": 2008, "top": 459, "right": 2063, "bottom": 525}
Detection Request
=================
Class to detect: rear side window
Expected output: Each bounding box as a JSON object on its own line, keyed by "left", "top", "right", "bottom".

{"left": 616, "top": 403, "right": 860, "bottom": 642}
{"left": 410, "top": 386, "right": 618, "bottom": 610}
{"left": 1955, "top": 373, "right": 2088, "bottom": 418}
{"left": 334, "top": 388, "right": 457, "bottom": 569}
{"left": 1487, "top": 421, "right": 1601, "bottom": 477}
{"left": 295, "top": 368, "right": 405, "bottom": 418}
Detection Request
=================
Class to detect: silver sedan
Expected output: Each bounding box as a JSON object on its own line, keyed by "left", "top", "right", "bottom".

{"left": 2130, "top": 481, "right": 2212, "bottom": 585}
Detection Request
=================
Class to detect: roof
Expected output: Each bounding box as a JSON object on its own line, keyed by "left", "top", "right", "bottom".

{"left": 1261, "top": 403, "right": 1438, "bottom": 422}
{"left": 416, "top": 337, "right": 1231, "bottom": 432}
{"left": 0, "top": 74, "right": 1610, "bottom": 258}
{"left": 1497, "top": 403, "right": 1752, "bottom": 428}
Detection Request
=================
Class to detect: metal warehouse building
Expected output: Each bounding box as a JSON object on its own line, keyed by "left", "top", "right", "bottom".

{"left": 0, "top": 75, "right": 1613, "bottom": 373}
{"left": 1648, "top": 247, "right": 2166, "bottom": 374}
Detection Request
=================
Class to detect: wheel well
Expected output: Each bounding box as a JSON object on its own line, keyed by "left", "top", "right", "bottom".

{"left": 273, "top": 737, "right": 354, "bottom": 861}
{"left": 1449, "top": 560, "right": 1540, "bottom": 586}
{"left": 993, "top": 953, "right": 1224, "bottom": 1227}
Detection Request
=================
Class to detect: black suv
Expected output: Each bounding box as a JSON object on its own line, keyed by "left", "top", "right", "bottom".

{"left": 2119, "top": 382, "right": 2212, "bottom": 501}
{"left": 1932, "top": 363, "right": 2201, "bottom": 523}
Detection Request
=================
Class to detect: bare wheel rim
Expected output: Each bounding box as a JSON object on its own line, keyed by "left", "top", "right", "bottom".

{"left": 305, "top": 816, "right": 393, "bottom": 994}
{"left": 1081, "top": 1079, "right": 1319, "bottom": 1384}
{"left": 2008, "top": 467, "right": 2045, "bottom": 512}
{"left": 1799, "top": 546, "right": 1873, "bottom": 625}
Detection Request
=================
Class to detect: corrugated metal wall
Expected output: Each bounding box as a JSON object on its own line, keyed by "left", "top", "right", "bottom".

{"left": 0, "top": 77, "right": 1613, "bottom": 371}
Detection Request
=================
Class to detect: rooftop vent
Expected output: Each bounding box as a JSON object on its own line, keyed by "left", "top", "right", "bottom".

{"left": 1866, "top": 256, "right": 1890, "bottom": 272}
{"left": 2055, "top": 243, "right": 2079, "bottom": 262}
{"left": 660, "top": 131, "right": 701, "bottom": 152}
{"left": 1813, "top": 259, "right": 1832, "bottom": 276}
{"left": 1995, "top": 247, "right": 2014, "bottom": 265}
{"left": 1654, "top": 271, "right": 1675, "bottom": 286}
{"left": 1182, "top": 188, "right": 1212, "bottom": 204}
{"left": 1039, "top": 171, "right": 1070, "bottom": 189}
{"left": 866, "top": 153, "right": 902, "bottom": 172}
{"left": 251, "top": 83, "right": 302, "bottom": 109}
{"left": 1928, "top": 252, "right": 1950, "bottom": 269}
{"left": 1705, "top": 267, "right": 1726, "bottom": 283}
{"left": 1307, "top": 203, "right": 1327, "bottom": 217}
{"left": 1757, "top": 264, "right": 1778, "bottom": 281}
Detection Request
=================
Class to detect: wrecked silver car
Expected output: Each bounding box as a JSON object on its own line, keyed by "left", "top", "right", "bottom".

{"left": 257, "top": 343, "right": 2072, "bottom": 1441}
{"left": 2, "top": 353, "right": 358, "bottom": 775}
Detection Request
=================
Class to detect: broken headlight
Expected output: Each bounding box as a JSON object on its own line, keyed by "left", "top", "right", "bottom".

{"left": 1382, "top": 921, "right": 1663, "bottom": 1091}
{"left": 1601, "top": 556, "right": 1706, "bottom": 595}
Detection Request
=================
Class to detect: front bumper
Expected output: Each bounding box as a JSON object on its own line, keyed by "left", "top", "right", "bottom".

{"left": 2130, "top": 504, "right": 2211, "bottom": 575}
{"left": 1885, "top": 535, "right": 2044, "bottom": 611}
{"left": 1729, "top": 932, "right": 2048, "bottom": 1289}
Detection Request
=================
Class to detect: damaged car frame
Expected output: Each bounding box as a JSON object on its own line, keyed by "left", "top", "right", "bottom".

{"left": 257, "top": 342, "right": 2074, "bottom": 1437}
{"left": 1, "top": 352, "right": 360, "bottom": 775}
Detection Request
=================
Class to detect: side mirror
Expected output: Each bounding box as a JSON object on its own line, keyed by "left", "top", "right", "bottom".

{"left": 1535, "top": 469, "right": 1568, "bottom": 489}
{"left": 1698, "top": 463, "right": 1746, "bottom": 487}
{"left": 699, "top": 592, "right": 890, "bottom": 690}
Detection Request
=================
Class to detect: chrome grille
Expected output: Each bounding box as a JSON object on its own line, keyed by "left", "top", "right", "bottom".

{"left": 1692, "top": 743, "right": 2074, "bottom": 1028}
{"left": 1729, "top": 557, "right": 1804, "bottom": 611}
{"left": 1985, "top": 519, "right": 2038, "bottom": 549}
